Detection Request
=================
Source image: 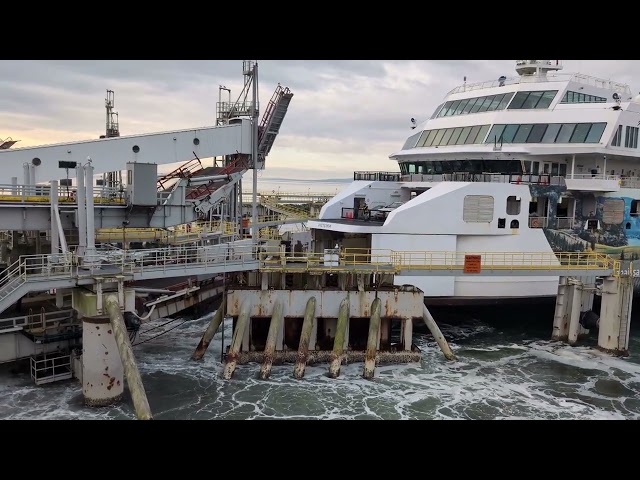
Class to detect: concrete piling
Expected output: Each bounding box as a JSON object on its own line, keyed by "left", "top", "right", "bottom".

{"left": 363, "top": 297, "right": 381, "bottom": 379}
{"left": 191, "top": 296, "right": 225, "bottom": 361}
{"left": 259, "top": 298, "right": 283, "bottom": 379}
{"left": 104, "top": 294, "right": 153, "bottom": 420}
{"left": 223, "top": 300, "right": 250, "bottom": 379}
{"left": 328, "top": 297, "right": 350, "bottom": 379}
{"left": 422, "top": 305, "right": 456, "bottom": 361}
{"left": 293, "top": 297, "right": 316, "bottom": 379}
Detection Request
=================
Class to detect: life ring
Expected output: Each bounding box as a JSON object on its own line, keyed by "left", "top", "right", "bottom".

{"left": 531, "top": 217, "right": 540, "bottom": 228}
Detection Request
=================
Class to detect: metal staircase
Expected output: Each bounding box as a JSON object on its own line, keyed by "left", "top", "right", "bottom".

{"left": 258, "top": 85, "right": 294, "bottom": 165}
{"left": 0, "top": 259, "right": 28, "bottom": 318}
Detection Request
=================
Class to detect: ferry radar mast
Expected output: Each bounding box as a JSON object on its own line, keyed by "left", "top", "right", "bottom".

{"left": 515, "top": 60, "right": 563, "bottom": 82}
{"left": 103, "top": 89, "right": 121, "bottom": 190}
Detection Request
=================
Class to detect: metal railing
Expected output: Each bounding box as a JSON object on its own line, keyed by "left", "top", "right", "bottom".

{"left": 0, "top": 246, "right": 622, "bottom": 306}
{"left": 0, "top": 183, "right": 125, "bottom": 204}
{"left": 354, "top": 171, "right": 402, "bottom": 182}
{"left": 30, "top": 352, "right": 73, "bottom": 385}
{"left": 447, "top": 72, "right": 631, "bottom": 96}
{"left": 0, "top": 309, "right": 76, "bottom": 333}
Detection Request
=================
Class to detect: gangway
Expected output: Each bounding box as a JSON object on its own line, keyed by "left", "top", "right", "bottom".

{"left": 258, "top": 195, "right": 314, "bottom": 219}
{"left": 258, "top": 85, "right": 294, "bottom": 165}
{"left": 0, "top": 247, "right": 621, "bottom": 317}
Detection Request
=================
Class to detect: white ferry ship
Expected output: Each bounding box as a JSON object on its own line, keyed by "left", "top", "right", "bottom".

{"left": 306, "top": 60, "right": 640, "bottom": 305}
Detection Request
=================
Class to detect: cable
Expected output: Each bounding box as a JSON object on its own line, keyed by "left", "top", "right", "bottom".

{"left": 132, "top": 318, "right": 189, "bottom": 347}
{"left": 136, "top": 316, "right": 179, "bottom": 335}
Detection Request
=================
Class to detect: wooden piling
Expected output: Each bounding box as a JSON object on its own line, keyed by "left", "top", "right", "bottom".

{"left": 104, "top": 294, "right": 153, "bottom": 420}
{"left": 363, "top": 297, "right": 381, "bottom": 379}
{"left": 293, "top": 297, "right": 316, "bottom": 379}
{"left": 328, "top": 297, "right": 350, "bottom": 378}
{"left": 422, "top": 305, "right": 455, "bottom": 361}
{"left": 191, "top": 295, "right": 225, "bottom": 361}
{"left": 259, "top": 299, "right": 283, "bottom": 379}
{"left": 223, "top": 300, "right": 250, "bottom": 379}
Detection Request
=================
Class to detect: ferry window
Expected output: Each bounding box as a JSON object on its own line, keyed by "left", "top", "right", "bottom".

{"left": 521, "top": 91, "right": 544, "bottom": 109}
{"left": 570, "top": 123, "right": 592, "bottom": 143}
{"left": 457, "top": 126, "right": 473, "bottom": 144}
{"left": 556, "top": 123, "right": 576, "bottom": 143}
{"left": 498, "top": 92, "right": 514, "bottom": 109}
{"left": 465, "top": 126, "right": 482, "bottom": 144}
{"left": 439, "top": 128, "right": 455, "bottom": 146}
{"left": 475, "top": 125, "right": 491, "bottom": 143}
{"left": 527, "top": 124, "right": 548, "bottom": 143}
{"left": 506, "top": 196, "right": 521, "bottom": 215}
{"left": 612, "top": 125, "right": 623, "bottom": 146}
{"left": 632, "top": 127, "right": 639, "bottom": 148}
{"left": 431, "top": 103, "right": 444, "bottom": 119}
{"left": 487, "top": 94, "right": 504, "bottom": 111}
{"left": 448, "top": 127, "right": 464, "bottom": 145}
{"left": 501, "top": 124, "right": 520, "bottom": 143}
{"left": 432, "top": 129, "right": 446, "bottom": 146}
{"left": 507, "top": 91, "right": 530, "bottom": 109}
{"left": 437, "top": 101, "right": 453, "bottom": 117}
{"left": 422, "top": 129, "right": 439, "bottom": 147}
{"left": 402, "top": 131, "right": 422, "bottom": 150}
{"left": 541, "top": 123, "right": 562, "bottom": 143}
{"left": 476, "top": 96, "right": 493, "bottom": 113}
{"left": 513, "top": 124, "right": 533, "bottom": 143}
{"left": 463, "top": 195, "right": 494, "bottom": 223}
{"left": 462, "top": 97, "right": 478, "bottom": 114}
{"left": 454, "top": 99, "right": 470, "bottom": 115}
{"left": 485, "top": 124, "right": 507, "bottom": 144}
{"left": 625, "top": 126, "right": 631, "bottom": 147}
{"left": 445, "top": 100, "right": 461, "bottom": 116}
{"left": 470, "top": 99, "right": 484, "bottom": 114}
{"left": 536, "top": 91, "right": 557, "bottom": 109}
{"left": 559, "top": 164, "right": 567, "bottom": 176}
{"left": 415, "top": 130, "right": 431, "bottom": 148}
{"left": 510, "top": 219, "right": 520, "bottom": 229}
{"left": 584, "top": 123, "right": 606, "bottom": 143}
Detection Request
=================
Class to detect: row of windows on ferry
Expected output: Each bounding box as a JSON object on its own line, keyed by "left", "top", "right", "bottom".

{"left": 407, "top": 122, "right": 607, "bottom": 150}
{"left": 400, "top": 159, "right": 566, "bottom": 176}
{"left": 431, "top": 88, "right": 609, "bottom": 121}
{"left": 432, "top": 90, "right": 558, "bottom": 119}
{"left": 611, "top": 125, "right": 640, "bottom": 148}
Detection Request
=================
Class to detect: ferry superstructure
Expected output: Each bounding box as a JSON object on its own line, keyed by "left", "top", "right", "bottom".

{"left": 307, "top": 60, "right": 640, "bottom": 304}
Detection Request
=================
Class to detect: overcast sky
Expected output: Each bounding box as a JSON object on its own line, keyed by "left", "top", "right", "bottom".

{"left": 1, "top": 60, "right": 638, "bottom": 182}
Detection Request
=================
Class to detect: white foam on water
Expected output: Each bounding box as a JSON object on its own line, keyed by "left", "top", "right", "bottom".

{"left": 1, "top": 314, "right": 639, "bottom": 420}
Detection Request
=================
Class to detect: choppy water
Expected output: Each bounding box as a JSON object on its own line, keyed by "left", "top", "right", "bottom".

{"left": 1, "top": 303, "right": 639, "bottom": 420}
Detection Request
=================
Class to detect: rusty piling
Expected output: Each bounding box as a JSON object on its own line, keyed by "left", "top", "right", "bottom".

{"left": 104, "top": 294, "right": 153, "bottom": 420}
{"left": 422, "top": 305, "right": 455, "bottom": 361}
{"left": 328, "top": 297, "right": 350, "bottom": 378}
{"left": 259, "top": 298, "right": 283, "bottom": 380}
{"left": 223, "top": 300, "right": 250, "bottom": 380}
{"left": 293, "top": 296, "right": 316, "bottom": 379}
{"left": 363, "top": 297, "right": 381, "bottom": 379}
{"left": 191, "top": 295, "right": 225, "bottom": 361}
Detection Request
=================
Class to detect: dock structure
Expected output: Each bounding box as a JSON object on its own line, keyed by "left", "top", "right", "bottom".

{"left": 0, "top": 60, "right": 635, "bottom": 419}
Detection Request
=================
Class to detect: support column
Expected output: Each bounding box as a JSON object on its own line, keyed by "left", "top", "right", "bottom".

{"left": 192, "top": 298, "right": 225, "bottom": 361}
{"left": 598, "top": 276, "right": 633, "bottom": 355}
{"left": 81, "top": 314, "right": 124, "bottom": 406}
{"left": 223, "top": 300, "right": 250, "bottom": 379}
{"left": 50, "top": 180, "right": 60, "bottom": 256}
{"left": 567, "top": 281, "right": 583, "bottom": 345}
{"left": 422, "top": 305, "right": 455, "bottom": 360}
{"left": 363, "top": 298, "right": 381, "bottom": 379}
{"left": 579, "top": 276, "right": 595, "bottom": 336}
{"left": 402, "top": 317, "right": 413, "bottom": 351}
{"left": 259, "top": 298, "right": 283, "bottom": 380}
{"left": 84, "top": 160, "right": 97, "bottom": 262}
{"left": 552, "top": 276, "right": 569, "bottom": 341}
{"left": 571, "top": 154, "right": 575, "bottom": 179}
{"left": 329, "top": 297, "right": 349, "bottom": 378}
{"left": 293, "top": 296, "right": 316, "bottom": 379}
{"left": 76, "top": 164, "right": 87, "bottom": 257}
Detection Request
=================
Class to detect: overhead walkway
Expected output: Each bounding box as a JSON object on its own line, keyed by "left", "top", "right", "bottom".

{"left": 0, "top": 247, "right": 620, "bottom": 317}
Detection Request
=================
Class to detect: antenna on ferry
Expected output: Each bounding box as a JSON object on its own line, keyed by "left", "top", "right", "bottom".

{"left": 410, "top": 118, "right": 417, "bottom": 129}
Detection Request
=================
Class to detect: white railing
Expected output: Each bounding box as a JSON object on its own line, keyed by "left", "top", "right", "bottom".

{"left": 447, "top": 72, "right": 631, "bottom": 97}
{"left": 568, "top": 174, "right": 619, "bottom": 181}
{"left": 0, "top": 309, "right": 75, "bottom": 333}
